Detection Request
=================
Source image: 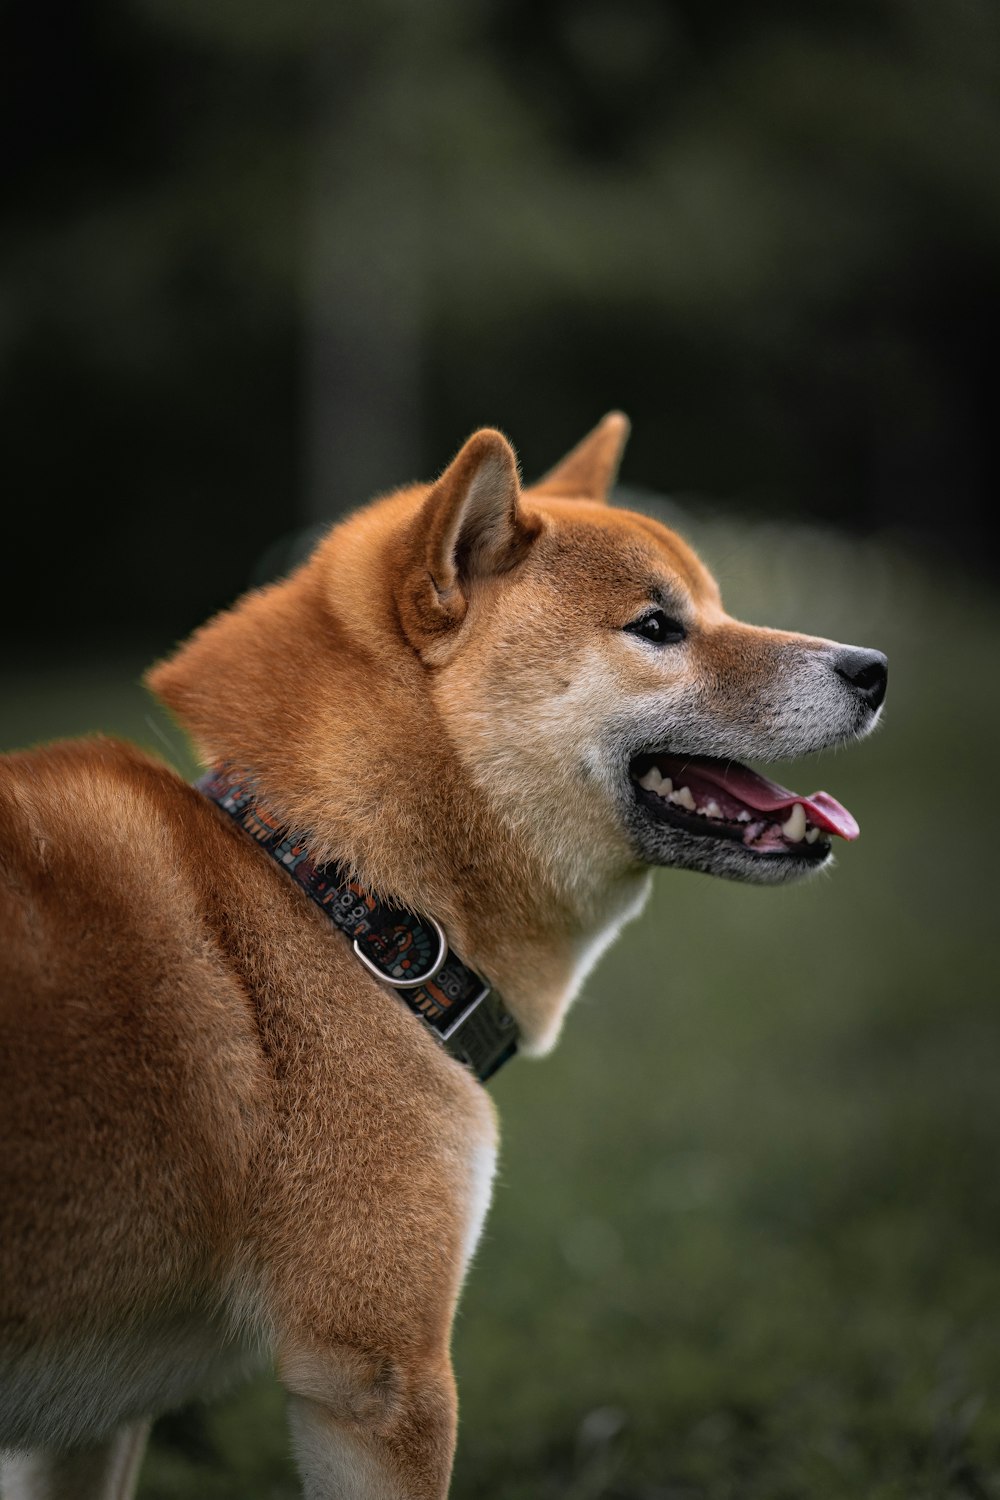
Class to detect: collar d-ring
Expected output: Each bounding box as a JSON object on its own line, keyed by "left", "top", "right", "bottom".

{"left": 352, "top": 915, "right": 449, "bottom": 990}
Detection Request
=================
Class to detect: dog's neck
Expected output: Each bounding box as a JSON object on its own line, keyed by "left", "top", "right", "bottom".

{"left": 150, "top": 557, "right": 650, "bottom": 1056}
{"left": 197, "top": 763, "right": 521, "bottom": 1079}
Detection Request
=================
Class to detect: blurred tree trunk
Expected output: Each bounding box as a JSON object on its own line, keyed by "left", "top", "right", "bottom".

{"left": 303, "top": 40, "right": 426, "bottom": 523}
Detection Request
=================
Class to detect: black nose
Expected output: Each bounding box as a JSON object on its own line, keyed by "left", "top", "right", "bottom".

{"left": 834, "top": 647, "right": 888, "bottom": 710}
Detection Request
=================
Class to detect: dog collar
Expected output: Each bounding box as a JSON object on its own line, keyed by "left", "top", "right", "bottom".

{"left": 196, "top": 766, "right": 518, "bottom": 1082}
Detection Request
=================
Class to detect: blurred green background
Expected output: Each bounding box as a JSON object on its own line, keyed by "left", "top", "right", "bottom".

{"left": 3, "top": 0, "right": 1000, "bottom": 1494}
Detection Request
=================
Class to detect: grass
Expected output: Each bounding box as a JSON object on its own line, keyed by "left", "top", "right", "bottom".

{"left": 2, "top": 516, "right": 998, "bottom": 1498}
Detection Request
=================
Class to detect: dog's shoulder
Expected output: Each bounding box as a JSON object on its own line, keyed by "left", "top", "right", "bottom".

{"left": 0, "top": 737, "right": 205, "bottom": 890}
{"left": 0, "top": 738, "right": 250, "bottom": 1018}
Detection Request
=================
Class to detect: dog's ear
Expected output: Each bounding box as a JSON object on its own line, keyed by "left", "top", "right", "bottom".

{"left": 398, "top": 428, "right": 540, "bottom": 644}
{"left": 535, "top": 411, "right": 630, "bottom": 501}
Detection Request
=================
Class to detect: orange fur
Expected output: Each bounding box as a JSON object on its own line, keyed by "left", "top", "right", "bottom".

{"left": 0, "top": 415, "right": 884, "bottom": 1498}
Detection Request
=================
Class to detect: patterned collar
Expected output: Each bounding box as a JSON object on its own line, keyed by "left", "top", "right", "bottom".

{"left": 196, "top": 766, "right": 518, "bottom": 1082}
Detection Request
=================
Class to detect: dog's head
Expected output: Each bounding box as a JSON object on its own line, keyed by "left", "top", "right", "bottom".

{"left": 152, "top": 416, "right": 885, "bottom": 909}
{"left": 351, "top": 416, "right": 885, "bottom": 890}
{"left": 151, "top": 416, "right": 887, "bottom": 1046}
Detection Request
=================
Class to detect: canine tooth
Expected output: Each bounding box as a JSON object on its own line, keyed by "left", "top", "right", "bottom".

{"left": 639, "top": 767, "right": 663, "bottom": 792}
{"left": 781, "top": 804, "right": 806, "bottom": 842}
{"left": 704, "top": 799, "right": 722, "bottom": 818}
{"left": 805, "top": 826, "right": 820, "bottom": 844}
{"left": 660, "top": 777, "right": 673, "bottom": 796}
{"left": 735, "top": 810, "right": 752, "bottom": 822}
{"left": 672, "top": 785, "right": 695, "bottom": 811}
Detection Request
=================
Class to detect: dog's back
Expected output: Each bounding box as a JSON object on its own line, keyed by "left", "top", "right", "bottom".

{"left": 0, "top": 740, "right": 272, "bottom": 1447}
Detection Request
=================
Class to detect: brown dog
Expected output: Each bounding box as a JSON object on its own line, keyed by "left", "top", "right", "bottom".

{"left": 0, "top": 416, "right": 886, "bottom": 1498}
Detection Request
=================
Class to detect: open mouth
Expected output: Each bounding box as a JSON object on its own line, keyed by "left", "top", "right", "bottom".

{"left": 630, "top": 752, "right": 859, "bottom": 860}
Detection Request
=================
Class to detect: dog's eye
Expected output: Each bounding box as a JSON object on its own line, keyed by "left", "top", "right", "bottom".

{"left": 625, "top": 610, "right": 686, "bottom": 645}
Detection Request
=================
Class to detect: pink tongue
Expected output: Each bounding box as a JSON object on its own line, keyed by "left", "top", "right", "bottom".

{"left": 678, "top": 760, "right": 860, "bottom": 840}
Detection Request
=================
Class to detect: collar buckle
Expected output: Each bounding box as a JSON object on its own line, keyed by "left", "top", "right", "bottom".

{"left": 439, "top": 977, "right": 490, "bottom": 1040}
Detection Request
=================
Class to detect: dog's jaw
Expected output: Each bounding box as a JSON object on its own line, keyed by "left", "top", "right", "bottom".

{"left": 621, "top": 795, "right": 835, "bottom": 885}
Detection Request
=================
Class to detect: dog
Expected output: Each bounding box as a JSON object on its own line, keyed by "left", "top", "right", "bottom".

{"left": 0, "top": 414, "right": 886, "bottom": 1499}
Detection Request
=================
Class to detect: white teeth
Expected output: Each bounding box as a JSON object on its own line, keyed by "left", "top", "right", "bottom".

{"left": 781, "top": 804, "right": 807, "bottom": 842}
{"left": 671, "top": 785, "right": 696, "bottom": 811}
{"left": 735, "top": 810, "right": 752, "bottom": 822}
{"left": 805, "top": 826, "right": 820, "bottom": 844}
{"left": 704, "top": 799, "right": 722, "bottom": 818}
{"left": 638, "top": 767, "right": 676, "bottom": 800}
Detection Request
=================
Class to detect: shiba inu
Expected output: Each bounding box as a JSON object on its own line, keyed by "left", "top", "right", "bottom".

{"left": 0, "top": 415, "right": 886, "bottom": 1498}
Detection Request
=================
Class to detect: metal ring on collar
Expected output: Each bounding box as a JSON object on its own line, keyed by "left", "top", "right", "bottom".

{"left": 352, "top": 916, "right": 449, "bottom": 990}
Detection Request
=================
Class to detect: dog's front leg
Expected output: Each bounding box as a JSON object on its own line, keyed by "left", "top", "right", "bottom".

{"left": 266, "top": 1034, "right": 497, "bottom": 1498}
{"left": 0, "top": 1419, "right": 150, "bottom": 1500}
{"left": 282, "top": 1347, "right": 457, "bottom": 1500}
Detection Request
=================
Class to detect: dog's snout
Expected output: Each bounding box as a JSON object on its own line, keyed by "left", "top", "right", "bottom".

{"left": 833, "top": 647, "right": 888, "bottom": 710}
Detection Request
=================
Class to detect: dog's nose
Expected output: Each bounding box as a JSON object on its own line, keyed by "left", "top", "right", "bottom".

{"left": 834, "top": 647, "right": 888, "bottom": 710}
